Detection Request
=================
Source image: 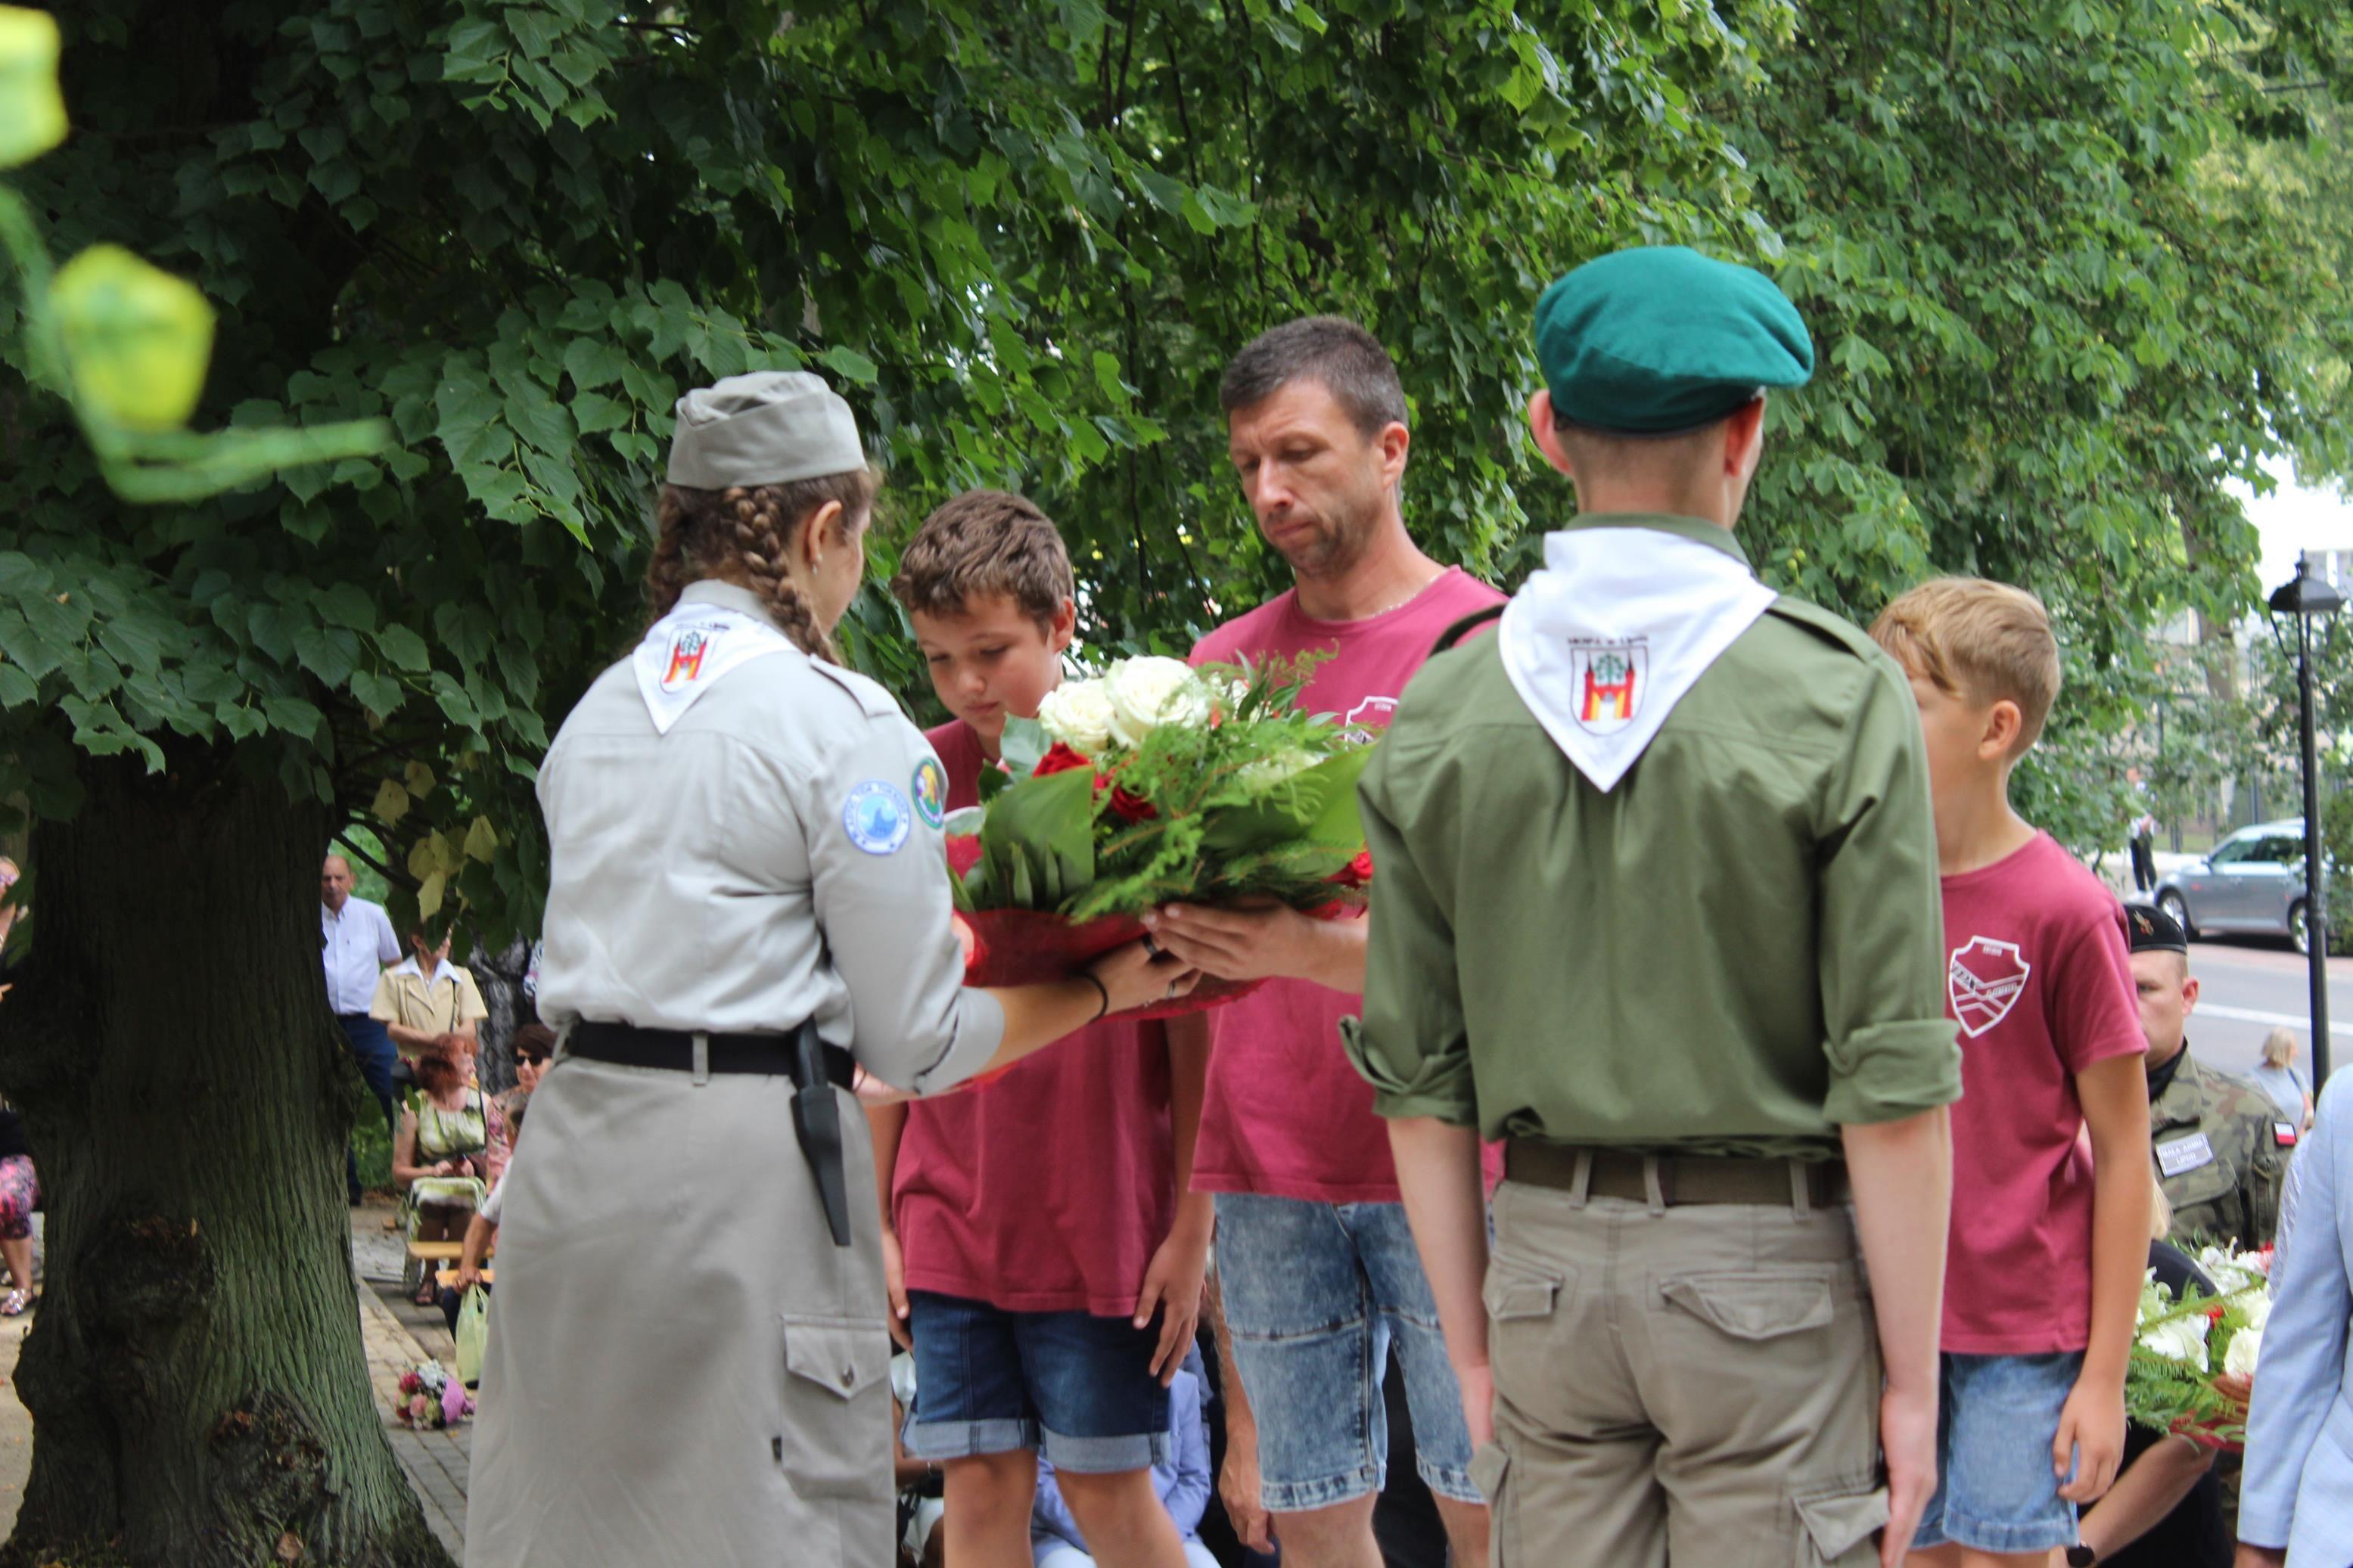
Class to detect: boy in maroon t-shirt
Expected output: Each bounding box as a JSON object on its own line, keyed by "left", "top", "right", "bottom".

{"left": 873, "top": 489, "right": 1211, "bottom": 1568}
{"left": 1872, "top": 579, "right": 2153, "bottom": 1568}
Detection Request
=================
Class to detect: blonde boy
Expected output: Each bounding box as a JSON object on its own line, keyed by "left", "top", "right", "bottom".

{"left": 1871, "top": 579, "right": 2153, "bottom": 1567}
{"left": 871, "top": 490, "right": 1212, "bottom": 1568}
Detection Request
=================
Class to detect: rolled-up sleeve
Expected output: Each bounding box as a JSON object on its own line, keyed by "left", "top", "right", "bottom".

{"left": 1347, "top": 740, "right": 1478, "bottom": 1128}
{"left": 1815, "top": 663, "right": 1960, "bottom": 1126}
{"left": 809, "top": 718, "right": 1005, "bottom": 1094}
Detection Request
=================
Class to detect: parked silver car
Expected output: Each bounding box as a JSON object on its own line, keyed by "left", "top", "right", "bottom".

{"left": 2155, "top": 818, "right": 2315, "bottom": 954}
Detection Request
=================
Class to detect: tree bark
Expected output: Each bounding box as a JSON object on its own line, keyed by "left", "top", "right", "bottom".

{"left": 1, "top": 753, "right": 449, "bottom": 1567}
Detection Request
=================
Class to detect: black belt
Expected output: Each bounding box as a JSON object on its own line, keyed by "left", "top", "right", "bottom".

{"left": 1505, "top": 1141, "right": 1849, "bottom": 1207}
{"left": 567, "top": 1021, "right": 858, "bottom": 1247}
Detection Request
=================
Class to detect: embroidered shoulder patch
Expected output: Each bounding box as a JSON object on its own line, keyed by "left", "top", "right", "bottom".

{"left": 843, "top": 781, "right": 913, "bottom": 857}
{"left": 911, "top": 757, "right": 948, "bottom": 830}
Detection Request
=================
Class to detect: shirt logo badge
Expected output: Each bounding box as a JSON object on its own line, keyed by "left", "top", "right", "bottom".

{"left": 661, "top": 628, "right": 712, "bottom": 690}
{"left": 1339, "top": 694, "right": 1398, "bottom": 744}
{"left": 843, "top": 781, "right": 912, "bottom": 857}
{"left": 911, "top": 757, "right": 948, "bottom": 830}
{"left": 1569, "top": 641, "right": 1649, "bottom": 734}
{"left": 1948, "top": 936, "right": 2032, "bottom": 1038}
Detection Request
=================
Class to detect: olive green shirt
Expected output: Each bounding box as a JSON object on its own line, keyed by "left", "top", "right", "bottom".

{"left": 1345, "top": 514, "right": 1962, "bottom": 1160}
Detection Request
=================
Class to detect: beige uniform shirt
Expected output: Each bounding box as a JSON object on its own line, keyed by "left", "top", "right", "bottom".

{"left": 368, "top": 958, "right": 489, "bottom": 1037}
{"left": 533, "top": 579, "right": 1002, "bottom": 1092}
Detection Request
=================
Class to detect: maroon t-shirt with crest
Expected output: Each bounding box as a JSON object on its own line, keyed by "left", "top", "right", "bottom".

{"left": 886, "top": 719, "right": 1175, "bottom": 1317}
{"left": 1939, "top": 831, "right": 2145, "bottom": 1353}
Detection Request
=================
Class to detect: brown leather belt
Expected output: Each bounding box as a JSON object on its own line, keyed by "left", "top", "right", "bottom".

{"left": 1504, "top": 1141, "right": 1849, "bottom": 1207}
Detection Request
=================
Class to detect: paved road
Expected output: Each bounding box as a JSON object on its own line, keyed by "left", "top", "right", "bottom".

{"left": 2177, "top": 933, "right": 2348, "bottom": 1085}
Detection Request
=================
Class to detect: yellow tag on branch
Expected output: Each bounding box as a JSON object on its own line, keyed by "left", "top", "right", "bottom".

{"left": 0, "top": 8, "right": 66, "bottom": 169}
{"left": 52, "top": 244, "right": 216, "bottom": 431}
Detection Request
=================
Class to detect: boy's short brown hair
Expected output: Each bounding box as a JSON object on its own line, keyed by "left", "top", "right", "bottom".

{"left": 1870, "top": 576, "right": 2062, "bottom": 751}
{"left": 892, "top": 489, "right": 1076, "bottom": 627}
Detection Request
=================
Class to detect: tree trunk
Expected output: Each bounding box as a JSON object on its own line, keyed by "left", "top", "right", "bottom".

{"left": 1, "top": 754, "right": 450, "bottom": 1567}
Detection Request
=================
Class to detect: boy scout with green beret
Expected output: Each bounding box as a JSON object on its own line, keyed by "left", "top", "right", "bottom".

{"left": 1344, "top": 247, "right": 1964, "bottom": 1568}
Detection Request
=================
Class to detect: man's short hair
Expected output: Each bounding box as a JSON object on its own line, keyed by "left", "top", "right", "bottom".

{"left": 1219, "top": 315, "right": 1407, "bottom": 438}
{"left": 1870, "top": 577, "right": 2062, "bottom": 750}
{"left": 891, "top": 489, "right": 1075, "bottom": 627}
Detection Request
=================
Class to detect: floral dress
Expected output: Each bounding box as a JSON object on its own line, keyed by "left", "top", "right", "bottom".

{"left": 403, "top": 1085, "right": 496, "bottom": 1219}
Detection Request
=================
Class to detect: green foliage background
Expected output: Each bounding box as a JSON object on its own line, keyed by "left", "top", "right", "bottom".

{"left": 2, "top": 0, "right": 2350, "bottom": 936}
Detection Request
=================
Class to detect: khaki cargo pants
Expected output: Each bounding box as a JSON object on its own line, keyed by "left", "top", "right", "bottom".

{"left": 1476, "top": 1173, "right": 1889, "bottom": 1566}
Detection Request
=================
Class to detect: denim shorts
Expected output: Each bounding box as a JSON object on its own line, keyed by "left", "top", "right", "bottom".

{"left": 901, "top": 1290, "right": 1169, "bottom": 1473}
{"left": 1213, "top": 1193, "right": 1479, "bottom": 1511}
{"left": 1911, "top": 1350, "right": 2083, "bottom": 1554}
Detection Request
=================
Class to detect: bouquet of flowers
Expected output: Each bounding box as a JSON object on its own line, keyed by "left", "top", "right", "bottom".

{"left": 396, "top": 1360, "right": 474, "bottom": 1430}
{"left": 2125, "top": 1244, "right": 2273, "bottom": 1451}
{"left": 946, "top": 654, "right": 1372, "bottom": 1018}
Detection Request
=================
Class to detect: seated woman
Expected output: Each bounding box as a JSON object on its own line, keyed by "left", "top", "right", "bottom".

{"left": 393, "top": 1034, "right": 502, "bottom": 1303}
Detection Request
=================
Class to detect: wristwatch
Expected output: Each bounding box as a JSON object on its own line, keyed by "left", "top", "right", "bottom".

{"left": 2065, "top": 1544, "right": 2097, "bottom": 1567}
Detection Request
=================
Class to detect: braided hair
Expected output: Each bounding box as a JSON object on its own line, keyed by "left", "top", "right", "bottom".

{"left": 648, "top": 470, "right": 878, "bottom": 662}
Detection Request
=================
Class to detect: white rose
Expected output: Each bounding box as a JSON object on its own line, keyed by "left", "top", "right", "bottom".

{"left": 1104, "top": 657, "right": 1210, "bottom": 748}
{"left": 2238, "top": 1290, "right": 2271, "bottom": 1333}
{"left": 2222, "top": 1322, "right": 2262, "bottom": 1378}
{"left": 1238, "top": 747, "right": 1319, "bottom": 793}
{"left": 2137, "top": 1312, "right": 2211, "bottom": 1372}
{"left": 1037, "top": 678, "right": 1117, "bottom": 755}
{"left": 2197, "top": 1247, "right": 2256, "bottom": 1296}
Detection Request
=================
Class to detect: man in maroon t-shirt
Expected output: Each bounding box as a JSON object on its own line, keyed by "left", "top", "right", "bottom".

{"left": 1146, "top": 318, "right": 1499, "bottom": 1568}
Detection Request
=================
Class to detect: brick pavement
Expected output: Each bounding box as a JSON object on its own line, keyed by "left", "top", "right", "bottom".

{"left": 353, "top": 1199, "right": 471, "bottom": 1557}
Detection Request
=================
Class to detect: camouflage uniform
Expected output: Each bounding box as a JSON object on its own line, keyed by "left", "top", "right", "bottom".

{"left": 2150, "top": 1047, "right": 2289, "bottom": 1250}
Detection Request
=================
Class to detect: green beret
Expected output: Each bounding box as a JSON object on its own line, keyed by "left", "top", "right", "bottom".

{"left": 1534, "top": 247, "right": 1814, "bottom": 434}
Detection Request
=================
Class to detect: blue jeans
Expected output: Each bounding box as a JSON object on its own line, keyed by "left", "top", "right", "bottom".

{"left": 1213, "top": 1193, "right": 1478, "bottom": 1511}
{"left": 903, "top": 1290, "right": 1171, "bottom": 1473}
{"left": 1912, "top": 1350, "right": 2084, "bottom": 1554}
{"left": 337, "top": 1013, "right": 398, "bottom": 1200}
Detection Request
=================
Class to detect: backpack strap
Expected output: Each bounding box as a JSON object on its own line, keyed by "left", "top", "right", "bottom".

{"left": 1431, "top": 604, "right": 1505, "bottom": 654}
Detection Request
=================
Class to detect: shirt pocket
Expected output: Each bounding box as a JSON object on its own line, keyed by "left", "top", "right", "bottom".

{"left": 776, "top": 1313, "right": 893, "bottom": 1502}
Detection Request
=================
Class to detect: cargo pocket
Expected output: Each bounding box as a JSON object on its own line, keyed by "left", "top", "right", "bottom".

{"left": 777, "top": 1313, "right": 894, "bottom": 1503}
{"left": 1468, "top": 1441, "right": 1510, "bottom": 1506}
{"left": 1481, "top": 1256, "right": 1564, "bottom": 1323}
{"left": 1482, "top": 1256, "right": 1568, "bottom": 1420}
{"left": 1791, "top": 1480, "right": 1888, "bottom": 1566}
{"left": 1659, "top": 1268, "right": 1835, "bottom": 1341}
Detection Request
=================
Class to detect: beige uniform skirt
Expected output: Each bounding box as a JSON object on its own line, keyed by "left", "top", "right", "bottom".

{"left": 465, "top": 1054, "right": 892, "bottom": 1568}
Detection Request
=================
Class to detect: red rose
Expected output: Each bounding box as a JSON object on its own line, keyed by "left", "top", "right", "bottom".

{"left": 1034, "top": 742, "right": 1094, "bottom": 778}
{"left": 1330, "top": 849, "right": 1374, "bottom": 888}
{"left": 1108, "top": 786, "right": 1157, "bottom": 823}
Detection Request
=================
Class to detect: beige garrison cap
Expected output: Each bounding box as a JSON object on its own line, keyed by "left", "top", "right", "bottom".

{"left": 666, "top": 371, "right": 865, "bottom": 489}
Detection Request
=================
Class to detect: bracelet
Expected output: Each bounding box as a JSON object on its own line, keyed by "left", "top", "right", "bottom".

{"left": 1079, "top": 971, "right": 1111, "bottom": 1022}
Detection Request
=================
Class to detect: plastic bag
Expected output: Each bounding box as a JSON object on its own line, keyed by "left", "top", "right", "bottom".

{"left": 454, "top": 1284, "right": 490, "bottom": 1389}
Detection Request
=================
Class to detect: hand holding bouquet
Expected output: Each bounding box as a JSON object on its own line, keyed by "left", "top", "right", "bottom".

{"left": 947, "top": 654, "right": 1371, "bottom": 1017}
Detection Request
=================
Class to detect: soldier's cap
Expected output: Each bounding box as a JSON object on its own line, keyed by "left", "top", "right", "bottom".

{"left": 1534, "top": 247, "right": 1814, "bottom": 435}
{"left": 667, "top": 371, "right": 865, "bottom": 490}
{"left": 2125, "top": 902, "right": 2190, "bottom": 955}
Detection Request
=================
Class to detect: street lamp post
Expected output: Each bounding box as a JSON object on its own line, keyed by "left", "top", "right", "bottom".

{"left": 2267, "top": 555, "right": 2344, "bottom": 1083}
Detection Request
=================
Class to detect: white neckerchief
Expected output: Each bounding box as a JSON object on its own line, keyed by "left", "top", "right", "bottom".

{"left": 631, "top": 600, "right": 794, "bottom": 734}
{"left": 1499, "top": 523, "right": 1776, "bottom": 793}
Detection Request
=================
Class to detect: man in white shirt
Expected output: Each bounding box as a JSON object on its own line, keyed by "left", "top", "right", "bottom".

{"left": 322, "top": 854, "right": 401, "bottom": 1203}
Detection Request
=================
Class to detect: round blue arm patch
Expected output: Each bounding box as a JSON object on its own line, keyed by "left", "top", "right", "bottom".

{"left": 842, "top": 780, "right": 913, "bottom": 856}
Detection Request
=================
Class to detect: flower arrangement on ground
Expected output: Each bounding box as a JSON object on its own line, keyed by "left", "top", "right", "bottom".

{"left": 396, "top": 1360, "right": 474, "bottom": 1430}
{"left": 2126, "top": 1244, "right": 2273, "bottom": 1450}
{"left": 946, "top": 654, "right": 1370, "bottom": 1017}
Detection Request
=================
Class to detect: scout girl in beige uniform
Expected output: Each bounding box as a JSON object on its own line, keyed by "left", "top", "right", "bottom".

{"left": 465, "top": 373, "right": 1190, "bottom": 1568}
